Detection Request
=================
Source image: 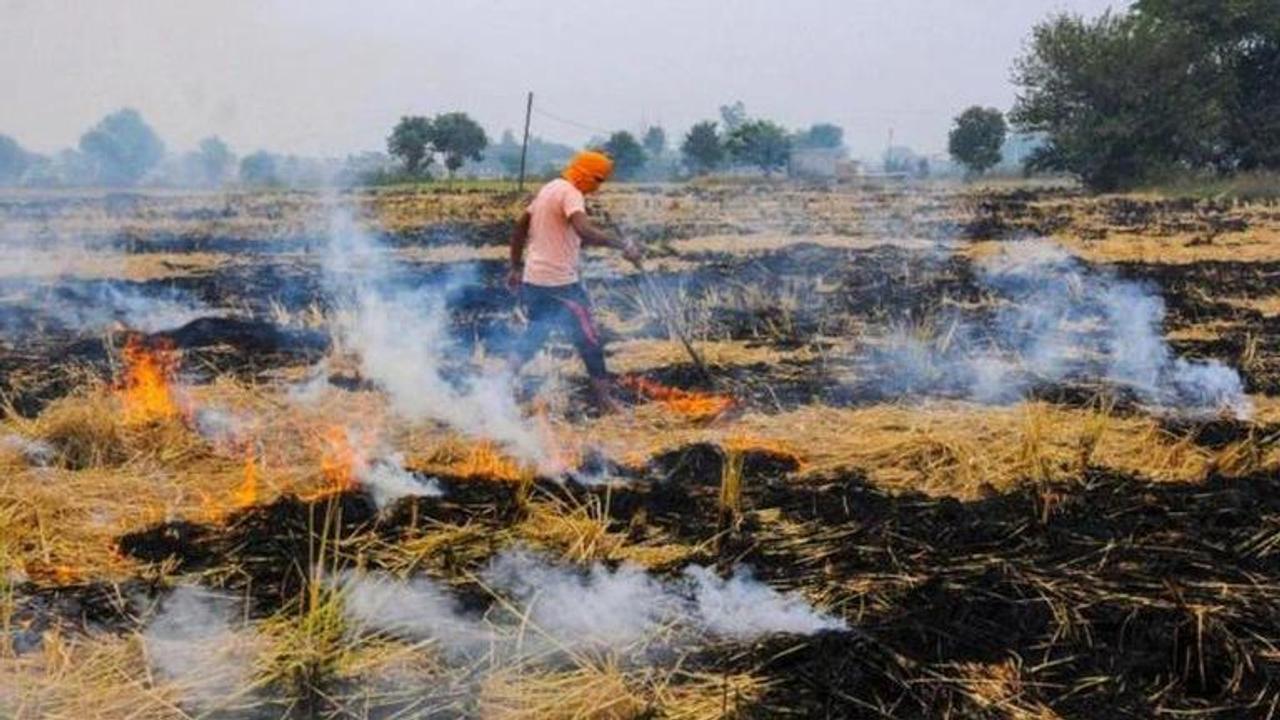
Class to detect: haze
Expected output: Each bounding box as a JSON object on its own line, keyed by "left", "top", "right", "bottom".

{"left": 1, "top": 0, "right": 1116, "bottom": 159}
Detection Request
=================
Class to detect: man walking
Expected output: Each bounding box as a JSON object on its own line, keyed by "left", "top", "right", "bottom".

{"left": 507, "top": 150, "right": 642, "bottom": 412}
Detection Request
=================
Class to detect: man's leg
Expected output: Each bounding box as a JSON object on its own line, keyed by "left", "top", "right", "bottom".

{"left": 555, "top": 286, "right": 621, "bottom": 413}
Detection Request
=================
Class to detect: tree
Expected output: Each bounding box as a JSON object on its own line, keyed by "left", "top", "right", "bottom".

{"left": 602, "top": 131, "right": 646, "bottom": 180}
{"left": 239, "top": 151, "right": 278, "bottom": 185}
{"left": 725, "top": 119, "right": 791, "bottom": 175}
{"left": 0, "top": 134, "right": 33, "bottom": 185}
{"left": 1011, "top": 11, "right": 1225, "bottom": 190}
{"left": 78, "top": 108, "right": 165, "bottom": 186}
{"left": 429, "top": 112, "right": 488, "bottom": 176}
{"left": 195, "top": 136, "right": 234, "bottom": 186}
{"left": 795, "top": 123, "right": 844, "bottom": 150}
{"left": 948, "top": 107, "right": 1007, "bottom": 176}
{"left": 387, "top": 116, "right": 434, "bottom": 176}
{"left": 719, "top": 101, "right": 747, "bottom": 132}
{"left": 642, "top": 126, "right": 667, "bottom": 157}
{"left": 681, "top": 121, "right": 724, "bottom": 175}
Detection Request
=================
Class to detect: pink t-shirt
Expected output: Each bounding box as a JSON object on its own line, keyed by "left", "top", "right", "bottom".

{"left": 523, "top": 178, "right": 586, "bottom": 286}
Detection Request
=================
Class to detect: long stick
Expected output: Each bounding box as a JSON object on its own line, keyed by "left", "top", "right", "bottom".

{"left": 638, "top": 266, "right": 712, "bottom": 382}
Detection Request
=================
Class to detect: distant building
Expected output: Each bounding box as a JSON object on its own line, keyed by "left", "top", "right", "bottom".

{"left": 788, "top": 147, "right": 860, "bottom": 179}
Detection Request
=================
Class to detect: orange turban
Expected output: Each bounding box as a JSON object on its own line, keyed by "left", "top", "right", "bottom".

{"left": 562, "top": 151, "right": 614, "bottom": 193}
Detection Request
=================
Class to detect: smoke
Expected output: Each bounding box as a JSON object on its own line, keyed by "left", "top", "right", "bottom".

{"left": 684, "top": 565, "right": 847, "bottom": 639}
{"left": 321, "top": 209, "right": 546, "bottom": 467}
{"left": 0, "top": 220, "right": 215, "bottom": 337}
{"left": 869, "top": 240, "right": 1250, "bottom": 417}
{"left": 0, "top": 433, "right": 53, "bottom": 465}
{"left": 361, "top": 454, "right": 443, "bottom": 508}
{"left": 142, "top": 586, "right": 255, "bottom": 712}
{"left": 339, "top": 549, "right": 842, "bottom": 672}
{"left": 483, "top": 549, "right": 681, "bottom": 649}
{"left": 340, "top": 571, "right": 490, "bottom": 658}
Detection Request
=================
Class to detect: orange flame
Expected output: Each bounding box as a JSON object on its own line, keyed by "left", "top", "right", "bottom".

{"left": 319, "top": 426, "right": 361, "bottom": 493}
{"left": 456, "top": 440, "right": 528, "bottom": 482}
{"left": 118, "top": 336, "right": 180, "bottom": 425}
{"left": 619, "top": 375, "right": 734, "bottom": 421}
{"left": 234, "top": 442, "right": 258, "bottom": 507}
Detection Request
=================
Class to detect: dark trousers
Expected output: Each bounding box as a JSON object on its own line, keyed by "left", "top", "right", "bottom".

{"left": 511, "top": 282, "right": 608, "bottom": 379}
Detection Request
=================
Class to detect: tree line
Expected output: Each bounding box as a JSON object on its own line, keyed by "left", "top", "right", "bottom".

{"left": 946, "top": 0, "right": 1280, "bottom": 190}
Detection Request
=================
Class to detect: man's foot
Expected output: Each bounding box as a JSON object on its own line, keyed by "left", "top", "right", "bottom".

{"left": 589, "top": 377, "right": 625, "bottom": 415}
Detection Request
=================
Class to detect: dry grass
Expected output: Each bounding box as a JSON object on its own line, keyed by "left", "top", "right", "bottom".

{"left": 585, "top": 400, "right": 1278, "bottom": 499}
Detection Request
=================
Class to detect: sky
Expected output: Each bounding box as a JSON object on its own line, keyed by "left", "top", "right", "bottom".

{"left": 1, "top": 0, "right": 1118, "bottom": 160}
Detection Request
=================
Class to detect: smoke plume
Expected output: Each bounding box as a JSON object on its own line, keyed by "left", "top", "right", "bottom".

{"left": 870, "top": 240, "right": 1250, "bottom": 417}
{"left": 142, "top": 586, "right": 255, "bottom": 712}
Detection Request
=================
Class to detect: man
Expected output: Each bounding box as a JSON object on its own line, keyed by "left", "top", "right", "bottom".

{"left": 507, "top": 150, "right": 642, "bottom": 412}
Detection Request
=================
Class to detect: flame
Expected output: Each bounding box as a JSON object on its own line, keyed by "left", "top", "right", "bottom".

{"left": 118, "top": 335, "right": 180, "bottom": 425}
{"left": 455, "top": 440, "right": 529, "bottom": 482}
{"left": 234, "top": 442, "right": 258, "bottom": 507}
{"left": 619, "top": 375, "right": 734, "bottom": 421}
{"left": 318, "top": 426, "right": 361, "bottom": 493}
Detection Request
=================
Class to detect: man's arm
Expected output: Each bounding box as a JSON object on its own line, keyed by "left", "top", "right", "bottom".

{"left": 570, "top": 211, "right": 643, "bottom": 265}
{"left": 507, "top": 210, "right": 531, "bottom": 290}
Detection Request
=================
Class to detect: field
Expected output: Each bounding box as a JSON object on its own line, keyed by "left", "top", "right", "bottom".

{"left": 2, "top": 179, "right": 1280, "bottom": 719}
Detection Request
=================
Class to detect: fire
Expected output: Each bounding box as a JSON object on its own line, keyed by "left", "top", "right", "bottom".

{"left": 118, "top": 335, "right": 181, "bottom": 425}
{"left": 619, "top": 375, "right": 734, "bottom": 421}
{"left": 318, "top": 425, "right": 362, "bottom": 493}
{"left": 456, "top": 440, "right": 529, "bottom": 482}
{"left": 234, "top": 441, "right": 258, "bottom": 507}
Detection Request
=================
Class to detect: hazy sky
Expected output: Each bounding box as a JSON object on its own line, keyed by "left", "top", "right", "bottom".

{"left": 1, "top": 0, "right": 1117, "bottom": 159}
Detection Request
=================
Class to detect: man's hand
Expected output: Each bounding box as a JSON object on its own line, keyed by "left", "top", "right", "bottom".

{"left": 506, "top": 267, "right": 522, "bottom": 293}
{"left": 621, "top": 238, "right": 644, "bottom": 268}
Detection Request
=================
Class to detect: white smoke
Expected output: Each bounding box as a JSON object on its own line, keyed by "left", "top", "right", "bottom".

{"left": 0, "top": 220, "right": 215, "bottom": 336}
{"left": 870, "top": 240, "right": 1250, "bottom": 417}
{"left": 683, "top": 565, "right": 847, "bottom": 639}
{"left": 338, "top": 550, "right": 842, "bottom": 676}
{"left": 142, "top": 586, "right": 255, "bottom": 712}
{"left": 340, "top": 572, "right": 489, "bottom": 658}
{"left": 321, "top": 209, "right": 546, "bottom": 467}
{"left": 0, "top": 433, "right": 54, "bottom": 466}
{"left": 362, "top": 454, "right": 442, "bottom": 508}
{"left": 483, "top": 549, "right": 681, "bottom": 649}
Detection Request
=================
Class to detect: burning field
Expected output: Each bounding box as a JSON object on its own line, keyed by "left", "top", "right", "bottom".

{"left": 3, "top": 181, "right": 1280, "bottom": 719}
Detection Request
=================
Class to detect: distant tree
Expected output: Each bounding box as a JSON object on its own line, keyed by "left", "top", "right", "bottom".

{"left": 1011, "top": 11, "right": 1224, "bottom": 190}
{"left": 725, "top": 119, "right": 791, "bottom": 175}
{"left": 78, "top": 108, "right": 165, "bottom": 186}
{"left": 429, "top": 112, "right": 488, "bottom": 177}
{"left": 602, "top": 131, "right": 646, "bottom": 180}
{"left": 387, "top": 116, "right": 434, "bottom": 176}
{"left": 195, "top": 136, "right": 234, "bottom": 186}
{"left": 239, "top": 151, "right": 278, "bottom": 185}
{"left": 681, "top": 121, "right": 724, "bottom": 175}
{"left": 948, "top": 107, "right": 1007, "bottom": 176}
{"left": 719, "top": 101, "right": 748, "bottom": 132}
{"left": 883, "top": 145, "right": 921, "bottom": 174}
{"left": 642, "top": 126, "right": 667, "bottom": 157}
{"left": 0, "top": 134, "right": 33, "bottom": 185}
{"left": 795, "top": 123, "right": 844, "bottom": 150}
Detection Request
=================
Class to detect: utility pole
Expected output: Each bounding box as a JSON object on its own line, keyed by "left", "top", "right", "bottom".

{"left": 517, "top": 91, "right": 533, "bottom": 192}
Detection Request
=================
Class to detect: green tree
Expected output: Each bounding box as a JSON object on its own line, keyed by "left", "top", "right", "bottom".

{"left": 948, "top": 107, "right": 1007, "bottom": 176}
{"left": 725, "top": 119, "right": 791, "bottom": 175}
{"left": 602, "top": 131, "right": 646, "bottom": 180}
{"left": 719, "top": 101, "right": 747, "bottom": 132}
{"left": 1011, "top": 11, "right": 1224, "bottom": 190}
{"left": 387, "top": 116, "right": 434, "bottom": 176}
{"left": 195, "top": 136, "right": 234, "bottom": 186}
{"left": 78, "top": 108, "right": 165, "bottom": 186}
{"left": 239, "top": 151, "right": 278, "bottom": 186}
{"left": 795, "top": 123, "right": 844, "bottom": 150}
{"left": 429, "top": 112, "right": 488, "bottom": 177}
{"left": 681, "top": 121, "right": 724, "bottom": 175}
{"left": 642, "top": 126, "right": 667, "bottom": 157}
{"left": 0, "top": 134, "right": 33, "bottom": 185}
{"left": 1134, "top": 0, "right": 1280, "bottom": 171}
